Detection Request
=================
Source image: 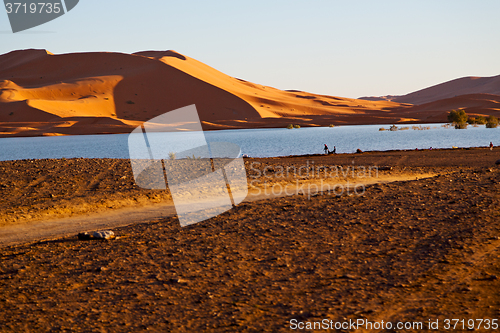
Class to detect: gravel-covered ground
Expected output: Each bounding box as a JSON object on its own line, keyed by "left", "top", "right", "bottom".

{"left": 1, "top": 148, "right": 500, "bottom": 332}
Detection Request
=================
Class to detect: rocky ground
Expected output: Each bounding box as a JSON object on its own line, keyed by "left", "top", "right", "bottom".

{"left": 0, "top": 148, "right": 500, "bottom": 332}
{"left": 0, "top": 158, "right": 171, "bottom": 226}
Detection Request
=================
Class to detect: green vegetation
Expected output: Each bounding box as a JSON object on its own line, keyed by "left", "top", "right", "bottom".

{"left": 448, "top": 109, "right": 498, "bottom": 129}
{"left": 287, "top": 124, "right": 294, "bottom": 129}
{"left": 293, "top": 124, "right": 301, "bottom": 129}
{"left": 329, "top": 124, "right": 335, "bottom": 128}
{"left": 447, "top": 109, "right": 468, "bottom": 129}
{"left": 476, "top": 116, "right": 487, "bottom": 124}
{"left": 168, "top": 152, "right": 176, "bottom": 160}
{"left": 467, "top": 115, "right": 487, "bottom": 125}
{"left": 486, "top": 115, "right": 499, "bottom": 128}
{"left": 448, "top": 109, "right": 468, "bottom": 123}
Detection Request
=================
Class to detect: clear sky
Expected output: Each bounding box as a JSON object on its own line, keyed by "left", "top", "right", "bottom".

{"left": 1, "top": 0, "right": 499, "bottom": 98}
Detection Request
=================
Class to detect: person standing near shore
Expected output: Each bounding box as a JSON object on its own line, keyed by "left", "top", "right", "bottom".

{"left": 490, "top": 142, "right": 494, "bottom": 151}
{"left": 324, "top": 144, "right": 329, "bottom": 154}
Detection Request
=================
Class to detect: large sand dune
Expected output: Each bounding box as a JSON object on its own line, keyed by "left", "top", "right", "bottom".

{"left": 361, "top": 74, "right": 500, "bottom": 105}
{"left": 1, "top": 49, "right": 499, "bottom": 137}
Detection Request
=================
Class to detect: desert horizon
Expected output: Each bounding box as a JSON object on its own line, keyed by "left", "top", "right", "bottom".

{"left": 1, "top": 48, "right": 499, "bottom": 138}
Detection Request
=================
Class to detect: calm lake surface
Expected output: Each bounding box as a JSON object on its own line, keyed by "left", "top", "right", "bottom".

{"left": 0, "top": 124, "right": 499, "bottom": 161}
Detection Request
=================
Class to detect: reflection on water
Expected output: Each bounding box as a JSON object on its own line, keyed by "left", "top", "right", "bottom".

{"left": 0, "top": 124, "right": 498, "bottom": 161}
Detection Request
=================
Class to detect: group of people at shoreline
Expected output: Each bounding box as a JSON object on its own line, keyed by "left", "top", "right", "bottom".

{"left": 323, "top": 142, "right": 495, "bottom": 155}
{"left": 324, "top": 144, "right": 336, "bottom": 155}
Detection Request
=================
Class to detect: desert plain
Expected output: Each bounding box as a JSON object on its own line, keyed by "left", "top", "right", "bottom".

{"left": 0, "top": 148, "right": 499, "bottom": 332}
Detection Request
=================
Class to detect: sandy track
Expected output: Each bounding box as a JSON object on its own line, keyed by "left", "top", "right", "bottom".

{"left": 0, "top": 173, "right": 435, "bottom": 247}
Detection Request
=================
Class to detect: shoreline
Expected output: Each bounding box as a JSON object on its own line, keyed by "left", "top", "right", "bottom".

{"left": 0, "top": 119, "right": 451, "bottom": 138}
{"left": 0, "top": 144, "right": 496, "bottom": 163}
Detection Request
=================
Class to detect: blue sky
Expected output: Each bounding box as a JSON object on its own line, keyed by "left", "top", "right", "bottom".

{"left": 1, "top": 0, "right": 499, "bottom": 98}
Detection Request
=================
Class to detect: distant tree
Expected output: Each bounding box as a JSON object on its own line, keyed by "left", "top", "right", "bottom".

{"left": 447, "top": 109, "right": 468, "bottom": 129}
{"left": 448, "top": 109, "right": 468, "bottom": 123}
{"left": 476, "top": 115, "right": 487, "bottom": 125}
{"left": 486, "top": 115, "right": 499, "bottom": 128}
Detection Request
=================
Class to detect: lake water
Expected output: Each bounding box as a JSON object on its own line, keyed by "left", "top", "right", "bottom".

{"left": 0, "top": 124, "right": 499, "bottom": 161}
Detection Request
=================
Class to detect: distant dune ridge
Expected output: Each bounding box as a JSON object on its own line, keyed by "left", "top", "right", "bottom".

{"left": 0, "top": 49, "right": 499, "bottom": 137}
{"left": 359, "top": 75, "right": 500, "bottom": 105}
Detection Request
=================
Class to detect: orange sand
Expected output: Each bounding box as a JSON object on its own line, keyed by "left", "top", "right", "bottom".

{"left": 1, "top": 49, "right": 499, "bottom": 137}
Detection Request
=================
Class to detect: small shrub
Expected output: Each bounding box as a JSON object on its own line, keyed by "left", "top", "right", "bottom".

{"left": 412, "top": 125, "right": 431, "bottom": 130}
{"left": 476, "top": 116, "right": 487, "bottom": 124}
{"left": 467, "top": 116, "right": 477, "bottom": 124}
{"left": 486, "top": 115, "right": 499, "bottom": 128}
{"left": 379, "top": 128, "right": 386, "bottom": 131}
{"left": 293, "top": 124, "right": 301, "bottom": 129}
{"left": 454, "top": 122, "right": 468, "bottom": 129}
{"left": 287, "top": 124, "right": 293, "bottom": 129}
{"left": 329, "top": 124, "right": 335, "bottom": 128}
{"left": 168, "top": 152, "right": 176, "bottom": 160}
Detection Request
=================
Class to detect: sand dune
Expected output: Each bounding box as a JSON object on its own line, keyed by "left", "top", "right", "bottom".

{"left": 0, "top": 49, "right": 411, "bottom": 137}
{"left": 383, "top": 93, "right": 500, "bottom": 123}
{"left": 0, "top": 49, "right": 499, "bottom": 137}
{"left": 361, "top": 74, "right": 500, "bottom": 105}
